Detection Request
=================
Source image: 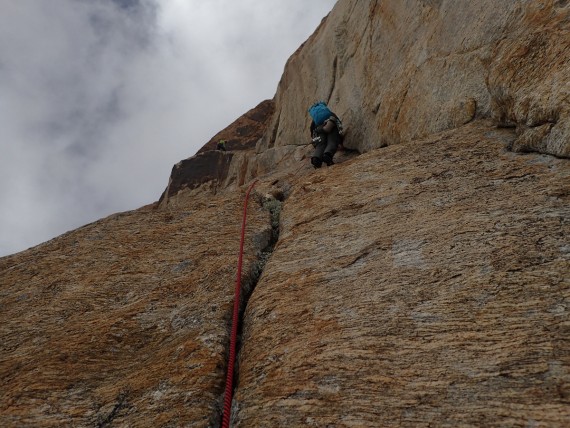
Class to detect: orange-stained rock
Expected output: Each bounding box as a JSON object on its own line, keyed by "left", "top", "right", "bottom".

{"left": 0, "top": 192, "right": 272, "bottom": 427}
{"left": 2, "top": 0, "right": 570, "bottom": 426}
{"left": 235, "top": 120, "right": 570, "bottom": 426}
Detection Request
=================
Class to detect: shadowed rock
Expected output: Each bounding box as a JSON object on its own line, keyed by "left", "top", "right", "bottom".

{"left": 197, "top": 99, "right": 275, "bottom": 154}
{"left": 158, "top": 150, "right": 234, "bottom": 205}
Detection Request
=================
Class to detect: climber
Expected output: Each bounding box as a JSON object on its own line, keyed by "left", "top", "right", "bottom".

{"left": 217, "top": 139, "right": 227, "bottom": 151}
{"left": 308, "top": 101, "right": 344, "bottom": 168}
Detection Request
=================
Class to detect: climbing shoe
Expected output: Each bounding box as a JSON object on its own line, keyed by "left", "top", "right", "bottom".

{"left": 323, "top": 152, "right": 334, "bottom": 166}
{"left": 311, "top": 156, "right": 322, "bottom": 168}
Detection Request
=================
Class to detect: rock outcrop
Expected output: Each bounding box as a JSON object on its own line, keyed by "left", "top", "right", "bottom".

{"left": 1, "top": 1, "right": 570, "bottom": 427}
{"left": 197, "top": 99, "right": 275, "bottom": 154}
{"left": 159, "top": 150, "right": 235, "bottom": 205}
{"left": 159, "top": 100, "right": 275, "bottom": 205}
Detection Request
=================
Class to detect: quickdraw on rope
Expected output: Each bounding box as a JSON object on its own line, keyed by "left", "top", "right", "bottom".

{"left": 221, "top": 179, "right": 258, "bottom": 428}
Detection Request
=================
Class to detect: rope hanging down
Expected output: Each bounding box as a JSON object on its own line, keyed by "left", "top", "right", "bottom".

{"left": 221, "top": 179, "right": 258, "bottom": 428}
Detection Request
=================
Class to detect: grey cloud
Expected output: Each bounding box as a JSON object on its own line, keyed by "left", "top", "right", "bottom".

{"left": 0, "top": 0, "right": 336, "bottom": 256}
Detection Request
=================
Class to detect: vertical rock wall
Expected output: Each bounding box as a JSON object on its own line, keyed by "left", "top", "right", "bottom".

{"left": 258, "top": 0, "right": 569, "bottom": 162}
{"left": 161, "top": 0, "right": 569, "bottom": 204}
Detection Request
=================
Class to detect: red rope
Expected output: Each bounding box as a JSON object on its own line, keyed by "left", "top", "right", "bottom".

{"left": 221, "top": 179, "right": 258, "bottom": 428}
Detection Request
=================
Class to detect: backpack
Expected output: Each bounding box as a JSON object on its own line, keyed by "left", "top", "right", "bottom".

{"left": 308, "top": 102, "right": 333, "bottom": 126}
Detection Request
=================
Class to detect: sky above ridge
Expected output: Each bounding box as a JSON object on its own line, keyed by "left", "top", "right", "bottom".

{"left": 0, "top": 0, "right": 337, "bottom": 257}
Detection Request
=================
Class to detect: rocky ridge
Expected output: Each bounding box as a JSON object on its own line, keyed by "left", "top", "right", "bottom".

{"left": 1, "top": 0, "right": 570, "bottom": 427}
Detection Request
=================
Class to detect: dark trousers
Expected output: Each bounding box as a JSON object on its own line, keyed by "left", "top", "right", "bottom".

{"left": 313, "top": 127, "right": 340, "bottom": 160}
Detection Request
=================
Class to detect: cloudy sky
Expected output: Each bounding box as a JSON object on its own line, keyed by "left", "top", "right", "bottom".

{"left": 0, "top": 0, "right": 336, "bottom": 257}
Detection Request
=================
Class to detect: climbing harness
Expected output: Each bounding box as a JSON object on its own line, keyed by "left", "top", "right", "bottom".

{"left": 221, "top": 179, "right": 258, "bottom": 428}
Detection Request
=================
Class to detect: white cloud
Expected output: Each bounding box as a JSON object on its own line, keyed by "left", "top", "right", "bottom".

{"left": 0, "top": 0, "right": 336, "bottom": 256}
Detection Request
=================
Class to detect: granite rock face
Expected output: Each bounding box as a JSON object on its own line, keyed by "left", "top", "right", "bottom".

{"left": 235, "top": 121, "right": 570, "bottom": 426}
{"left": 2, "top": 0, "right": 570, "bottom": 427}
{"left": 161, "top": 0, "right": 570, "bottom": 203}
{"left": 0, "top": 195, "right": 272, "bottom": 427}
{"left": 488, "top": 2, "right": 570, "bottom": 157}
{"left": 261, "top": 0, "right": 570, "bottom": 159}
